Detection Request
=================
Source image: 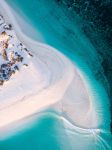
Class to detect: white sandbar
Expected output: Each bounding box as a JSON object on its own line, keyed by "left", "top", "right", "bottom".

{"left": 0, "top": 1, "right": 99, "bottom": 137}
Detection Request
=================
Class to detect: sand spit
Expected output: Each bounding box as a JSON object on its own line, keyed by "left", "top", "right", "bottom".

{"left": 0, "top": 1, "right": 99, "bottom": 139}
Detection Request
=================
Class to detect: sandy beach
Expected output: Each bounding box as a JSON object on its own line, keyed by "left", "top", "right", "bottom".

{"left": 0, "top": 0, "right": 100, "bottom": 139}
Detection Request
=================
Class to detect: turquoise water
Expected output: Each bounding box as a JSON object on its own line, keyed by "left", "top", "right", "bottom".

{"left": 1, "top": 0, "right": 111, "bottom": 149}
{"left": 0, "top": 113, "right": 69, "bottom": 150}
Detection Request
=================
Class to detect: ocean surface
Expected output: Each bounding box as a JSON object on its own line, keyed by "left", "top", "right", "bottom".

{"left": 1, "top": 0, "right": 112, "bottom": 150}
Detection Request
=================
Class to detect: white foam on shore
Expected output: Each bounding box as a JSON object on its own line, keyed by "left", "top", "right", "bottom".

{"left": 0, "top": 0, "right": 100, "bottom": 139}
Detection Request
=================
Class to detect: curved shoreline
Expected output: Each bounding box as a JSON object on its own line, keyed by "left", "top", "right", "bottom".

{"left": 0, "top": 0, "right": 75, "bottom": 129}
{"left": 0, "top": 0, "right": 110, "bottom": 142}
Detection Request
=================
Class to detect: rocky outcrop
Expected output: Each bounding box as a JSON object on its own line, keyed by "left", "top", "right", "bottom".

{"left": 0, "top": 15, "right": 33, "bottom": 85}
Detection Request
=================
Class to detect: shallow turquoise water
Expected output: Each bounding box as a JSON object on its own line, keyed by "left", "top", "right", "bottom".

{"left": 0, "top": 113, "right": 69, "bottom": 150}
{"left": 1, "top": 0, "right": 111, "bottom": 150}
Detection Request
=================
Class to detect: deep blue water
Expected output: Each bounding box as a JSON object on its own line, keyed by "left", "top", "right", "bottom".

{"left": 0, "top": 0, "right": 111, "bottom": 149}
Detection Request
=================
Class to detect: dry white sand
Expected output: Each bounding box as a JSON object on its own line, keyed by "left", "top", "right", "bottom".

{"left": 0, "top": 0, "right": 99, "bottom": 138}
